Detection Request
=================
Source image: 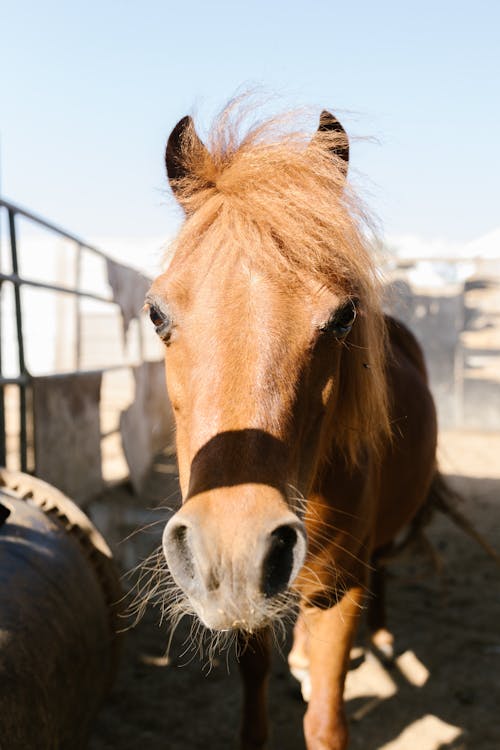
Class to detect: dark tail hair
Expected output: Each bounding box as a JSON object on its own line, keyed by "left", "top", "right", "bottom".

{"left": 428, "top": 471, "right": 500, "bottom": 565}
{"left": 377, "top": 471, "right": 500, "bottom": 566}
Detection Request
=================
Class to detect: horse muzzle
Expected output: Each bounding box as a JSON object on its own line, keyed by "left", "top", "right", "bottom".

{"left": 162, "top": 487, "right": 307, "bottom": 631}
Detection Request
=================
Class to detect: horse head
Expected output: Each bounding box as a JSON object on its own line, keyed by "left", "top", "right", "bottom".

{"left": 148, "top": 106, "right": 387, "bottom": 633}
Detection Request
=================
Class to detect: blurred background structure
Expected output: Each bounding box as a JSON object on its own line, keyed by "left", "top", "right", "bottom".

{"left": 0, "top": 198, "right": 174, "bottom": 501}
{"left": 384, "top": 252, "right": 500, "bottom": 430}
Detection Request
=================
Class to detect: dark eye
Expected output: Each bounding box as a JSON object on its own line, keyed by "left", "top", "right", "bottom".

{"left": 149, "top": 305, "right": 163, "bottom": 327}
{"left": 320, "top": 298, "right": 357, "bottom": 338}
{"left": 148, "top": 304, "right": 172, "bottom": 342}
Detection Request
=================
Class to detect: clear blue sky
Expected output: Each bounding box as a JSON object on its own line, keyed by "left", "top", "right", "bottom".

{"left": 1, "top": 0, "right": 499, "bottom": 246}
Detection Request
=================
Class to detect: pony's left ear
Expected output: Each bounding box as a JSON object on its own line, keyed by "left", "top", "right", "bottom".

{"left": 313, "top": 110, "right": 349, "bottom": 176}
{"left": 165, "top": 115, "right": 211, "bottom": 205}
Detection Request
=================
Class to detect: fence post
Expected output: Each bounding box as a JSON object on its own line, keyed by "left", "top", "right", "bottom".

{"left": 8, "top": 209, "right": 28, "bottom": 472}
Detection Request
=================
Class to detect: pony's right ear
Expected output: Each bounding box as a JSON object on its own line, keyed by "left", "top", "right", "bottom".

{"left": 312, "top": 110, "right": 349, "bottom": 178}
{"left": 165, "top": 115, "right": 210, "bottom": 204}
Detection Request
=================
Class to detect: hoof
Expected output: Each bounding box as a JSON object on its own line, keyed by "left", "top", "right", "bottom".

{"left": 289, "top": 664, "right": 311, "bottom": 702}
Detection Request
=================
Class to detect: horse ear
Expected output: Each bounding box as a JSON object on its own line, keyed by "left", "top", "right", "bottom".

{"left": 165, "top": 115, "right": 209, "bottom": 200}
{"left": 314, "top": 110, "right": 349, "bottom": 175}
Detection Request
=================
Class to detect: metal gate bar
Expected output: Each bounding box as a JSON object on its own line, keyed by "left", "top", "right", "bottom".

{"left": 0, "top": 197, "right": 147, "bottom": 474}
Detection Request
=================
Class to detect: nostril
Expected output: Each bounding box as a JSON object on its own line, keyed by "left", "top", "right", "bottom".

{"left": 163, "top": 521, "right": 195, "bottom": 584}
{"left": 262, "top": 524, "right": 298, "bottom": 598}
{"left": 171, "top": 522, "right": 188, "bottom": 546}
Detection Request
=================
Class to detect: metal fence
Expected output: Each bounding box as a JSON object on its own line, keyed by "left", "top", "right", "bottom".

{"left": 0, "top": 197, "right": 157, "bottom": 482}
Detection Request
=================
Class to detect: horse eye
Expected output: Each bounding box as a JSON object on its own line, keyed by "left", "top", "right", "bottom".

{"left": 149, "top": 305, "right": 164, "bottom": 327}
{"left": 148, "top": 304, "right": 172, "bottom": 342}
{"left": 320, "top": 299, "right": 357, "bottom": 338}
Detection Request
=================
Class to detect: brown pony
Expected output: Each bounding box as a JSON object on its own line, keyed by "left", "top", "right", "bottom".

{"left": 146, "top": 102, "right": 438, "bottom": 750}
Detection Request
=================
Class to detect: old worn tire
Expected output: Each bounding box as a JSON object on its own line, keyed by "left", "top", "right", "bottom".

{"left": 0, "top": 468, "right": 122, "bottom": 750}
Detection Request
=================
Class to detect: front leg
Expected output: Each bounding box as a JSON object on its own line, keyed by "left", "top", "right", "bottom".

{"left": 238, "top": 629, "right": 271, "bottom": 750}
{"left": 302, "top": 586, "right": 365, "bottom": 750}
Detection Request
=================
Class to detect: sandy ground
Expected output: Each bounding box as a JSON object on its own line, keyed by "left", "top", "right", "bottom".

{"left": 88, "top": 431, "right": 500, "bottom": 750}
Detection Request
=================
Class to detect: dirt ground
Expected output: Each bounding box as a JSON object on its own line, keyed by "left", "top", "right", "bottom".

{"left": 88, "top": 431, "right": 500, "bottom": 750}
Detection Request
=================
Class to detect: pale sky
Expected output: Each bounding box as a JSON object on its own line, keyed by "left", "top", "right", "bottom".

{"left": 2, "top": 0, "right": 499, "bottom": 257}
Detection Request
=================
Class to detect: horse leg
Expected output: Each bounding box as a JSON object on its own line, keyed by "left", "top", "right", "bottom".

{"left": 367, "top": 563, "right": 394, "bottom": 660}
{"left": 302, "top": 585, "right": 365, "bottom": 750}
{"left": 288, "top": 611, "right": 311, "bottom": 699}
{"left": 238, "top": 629, "right": 271, "bottom": 750}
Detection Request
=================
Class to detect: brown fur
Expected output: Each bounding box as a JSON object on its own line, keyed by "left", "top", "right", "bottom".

{"left": 166, "top": 102, "right": 389, "bottom": 465}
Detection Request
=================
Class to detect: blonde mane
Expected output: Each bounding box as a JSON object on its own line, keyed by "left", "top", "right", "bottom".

{"left": 168, "top": 102, "right": 391, "bottom": 465}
